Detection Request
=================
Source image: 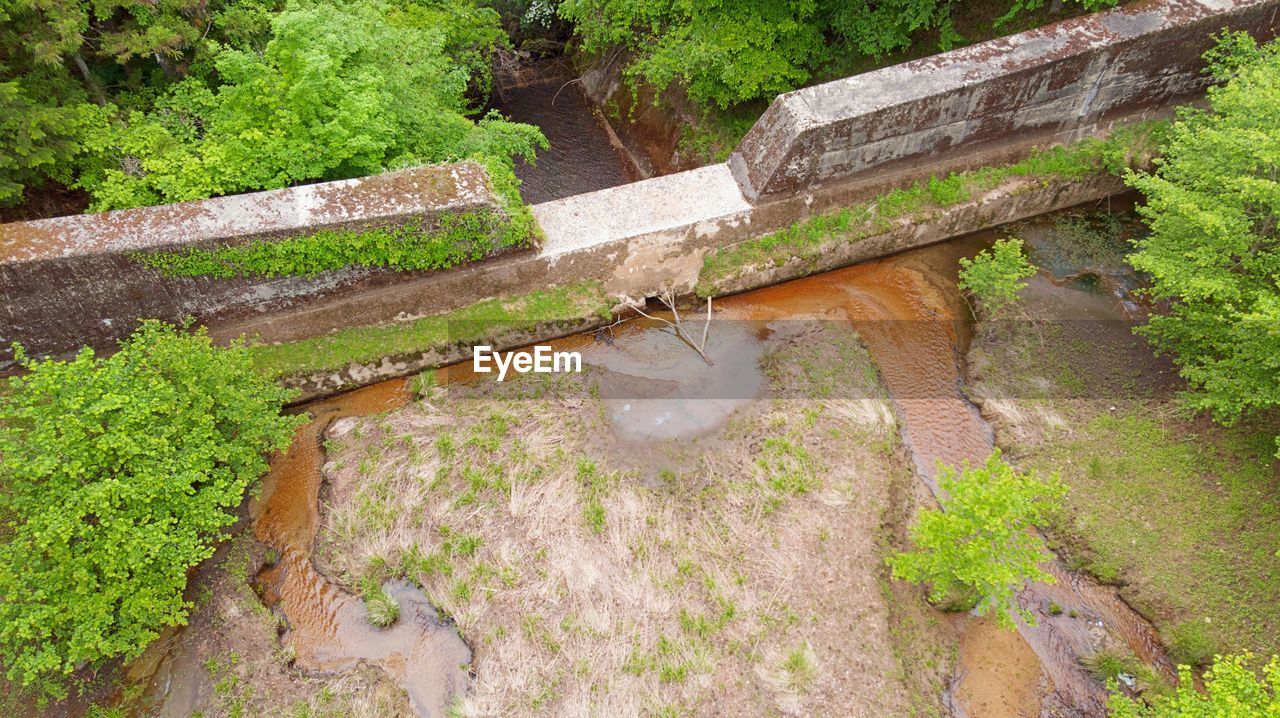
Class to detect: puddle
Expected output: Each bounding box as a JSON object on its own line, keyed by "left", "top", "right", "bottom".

{"left": 582, "top": 317, "right": 767, "bottom": 442}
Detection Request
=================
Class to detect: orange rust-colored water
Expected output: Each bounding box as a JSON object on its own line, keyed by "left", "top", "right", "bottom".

{"left": 252, "top": 377, "right": 471, "bottom": 718}
{"left": 721, "top": 241, "right": 993, "bottom": 488}
{"left": 722, "top": 236, "right": 1174, "bottom": 717}
{"left": 224, "top": 221, "right": 1172, "bottom": 718}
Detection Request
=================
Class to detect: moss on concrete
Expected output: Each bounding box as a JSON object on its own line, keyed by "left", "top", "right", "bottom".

{"left": 696, "top": 121, "right": 1166, "bottom": 297}
{"left": 248, "top": 281, "right": 614, "bottom": 379}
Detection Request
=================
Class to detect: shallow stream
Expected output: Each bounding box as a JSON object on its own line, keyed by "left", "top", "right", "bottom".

{"left": 137, "top": 205, "right": 1173, "bottom": 717}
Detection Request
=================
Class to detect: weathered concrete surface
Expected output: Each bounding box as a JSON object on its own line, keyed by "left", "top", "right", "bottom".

{"left": 3, "top": 0, "right": 1272, "bottom": 372}
{"left": 0, "top": 163, "right": 495, "bottom": 262}
{"left": 229, "top": 164, "right": 1129, "bottom": 402}
{"left": 0, "top": 163, "right": 507, "bottom": 366}
{"left": 731, "top": 0, "right": 1280, "bottom": 198}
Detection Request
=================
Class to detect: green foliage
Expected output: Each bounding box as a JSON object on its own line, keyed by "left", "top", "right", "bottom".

{"left": 560, "top": 0, "right": 824, "bottom": 110}
{"left": 887, "top": 450, "right": 1065, "bottom": 628}
{"left": 0, "top": 0, "right": 543, "bottom": 209}
{"left": 135, "top": 207, "right": 523, "bottom": 279}
{"left": 1108, "top": 653, "right": 1280, "bottom": 717}
{"left": 1125, "top": 36, "right": 1280, "bottom": 455}
{"left": 0, "top": 321, "right": 302, "bottom": 694}
{"left": 1168, "top": 620, "right": 1218, "bottom": 668}
{"left": 560, "top": 0, "right": 1119, "bottom": 111}
{"left": 247, "top": 280, "right": 612, "bottom": 379}
{"left": 74, "top": 0, "right": 544, "bottom": 210}
{"left": 958, "top": 238, "right": 1036, "bottom": 318}
{"left": 697, "top": 123, "right": 1163, "bottom": 296}
{"left": 360, "top": 579, "right": 401, "bottom": 627}
{"left": 0, "top": 79, "right": 82, "bottom": 205}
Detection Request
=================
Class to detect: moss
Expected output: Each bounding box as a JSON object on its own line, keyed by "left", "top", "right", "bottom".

{"left": 133, "top": 158, "right": 538, "bottom": 279}
{"left": 695, "top": 121, "right": 1166, "bottom": 297}
{"left": 248, "top": 280, "right": 613, "bottom": 379}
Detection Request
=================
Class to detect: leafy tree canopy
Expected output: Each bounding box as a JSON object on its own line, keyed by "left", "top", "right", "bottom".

{"left": 0, "top": 322, "right": 304, "bottom": 694}
{"left": 559, "top": 0, "right": 1118, "bottom": 110}
{"left": 0, "top": 0, "right": 544, "bottom": 210}
{"left": 1125, "top": 34, "right": 1280, "bottom": 455}
{"left": 888, "top": 450, "right": 1065, "bottom": 628}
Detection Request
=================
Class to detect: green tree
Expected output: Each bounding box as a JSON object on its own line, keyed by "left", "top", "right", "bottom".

{"left": 0, "top": 322, "right": 304, "bottom": 695}
{"left": 888, "top": 450, "right": 1065, "bottom": 628}
{"left": 73, "top": 0, "right": 545, "bottom": 210}
{"left": 559, "top": 0, "right": 1120, "bottom": 111}
{"left": 958, "top": 237, "right": 1037, "bottom": 318}
{"left": 1125, "top": 35, "right": 1280, "bottom": 455}
{"left": 1108, "top": 653, "right": 1280, "bottom": 716}
{"left": 0, "top": 0, "right": 541, "bottom": 209}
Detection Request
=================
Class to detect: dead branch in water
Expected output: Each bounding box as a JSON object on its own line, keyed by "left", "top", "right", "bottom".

{"left": 629, "top": 290, "right": 715, "bottom": 366}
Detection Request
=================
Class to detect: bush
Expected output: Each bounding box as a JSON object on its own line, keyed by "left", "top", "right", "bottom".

{"left": 958, "top": 238, "right": 1037, "bottom": 318}
{"left": 0, "top": 322, "right": 303, "bottom": 694}
{"left": 560, "top": 0, "right": 1120, "bottom": 111}
{"left": 361, "top": 579, "right": 401, "bottom": 628}
{"left": 1108, "top": 653, "right": 1280, "bottom": 716}
{"left": 888, "top": 450, "right": 1065, "bottom": 628}
{"left": 0, "top": 1, "right": 545, "bottom": 210}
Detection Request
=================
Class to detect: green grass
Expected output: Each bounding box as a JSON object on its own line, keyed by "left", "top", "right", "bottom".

{"left": 695, "top": 121, "right": 1165, "bottom": 296}
{"left": 247, "top": 280, "right": 613, "bottom": 379}
{"left": 1037, "top": 412, "right": 1280, "bottom": 658}
{"left": 360, "top": 578, "right": 401, "bottom": 628}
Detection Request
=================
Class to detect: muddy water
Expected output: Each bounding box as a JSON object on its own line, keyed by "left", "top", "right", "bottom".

{"left": 132, "top": 208, "right": 1174, "bottom": 717}
{"left": 721, "top": 229, "right": 1174, "bottom": 717}
{"left": 720, "top": 238, "right": 993, "bottom": 490}
{"left": 490, "top": 75, "right": 639, "bottom": 203}
{"left": 252, "top": 379, "right": 472, "bottom": 718}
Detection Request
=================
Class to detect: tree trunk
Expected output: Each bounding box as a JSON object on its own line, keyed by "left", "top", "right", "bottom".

{"left": 73, "top": 52, "right": 107, "bottom": 105}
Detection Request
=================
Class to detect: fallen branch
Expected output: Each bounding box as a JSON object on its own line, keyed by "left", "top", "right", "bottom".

{"left": 629, "top": 290, "right": 715, "bottom": 365}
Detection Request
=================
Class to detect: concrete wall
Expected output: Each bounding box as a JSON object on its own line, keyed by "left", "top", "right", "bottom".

{"left": 0, "top": 163, "right": 506, "bottom": 366}
{"left": 275, "top": 168, "right": 1128, "bottom": 400}
{"left": 730, "top": 0, "right": 1280, "bottom": 199}
{"left": 3, "top": 0, "right": 1277, "bottom": 373}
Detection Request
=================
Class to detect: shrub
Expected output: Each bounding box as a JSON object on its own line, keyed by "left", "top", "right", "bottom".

{"left": 958, "top": 238, "right": 1037, "bottom": 318}
{"left": 888, "top": 450, "right": 1066, "bottom": 628}
{"left": 0, "top": 322, "right": 303, "bottom": 694}
{"left": 1108, "top": 653, "right": 1280, "bottom": 716}
{"left": 1168, "top": 620, "right": 1218, "bottom": 667}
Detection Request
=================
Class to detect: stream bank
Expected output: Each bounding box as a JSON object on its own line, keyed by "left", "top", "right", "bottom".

{"left": 109, "top": 202, "right": 1192, "bottom": 718}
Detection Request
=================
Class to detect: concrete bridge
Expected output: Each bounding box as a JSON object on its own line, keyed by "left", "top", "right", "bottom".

{"left": 1, "top": 0, "right": 1276, "bottom": 390}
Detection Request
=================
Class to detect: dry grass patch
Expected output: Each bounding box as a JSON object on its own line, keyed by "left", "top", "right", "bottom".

{"left": 312, "top": 327, "right": 953, "bottom": 716}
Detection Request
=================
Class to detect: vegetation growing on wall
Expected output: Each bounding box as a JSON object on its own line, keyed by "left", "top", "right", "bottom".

{"left": 0, "top": 0, "right": 545, "bottom": 212}
{"left": 696, "top": 121, "right": 1165, "bottom": 295}
{"left": 0, "top": 322, "right": 302, "bottom": 695}
{"left": 135, "top": 209, "right": 522, "bottom": 278}
{"left": 1125, "top": 34, "right": 1280, "bottom": 456}
{"left": 248, "top": 280, "right": 613, "bottom": 379}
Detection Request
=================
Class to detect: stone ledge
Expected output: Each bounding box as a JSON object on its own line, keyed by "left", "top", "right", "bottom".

{"left": 0, "top": 162, "right": 497, "bottom": 264}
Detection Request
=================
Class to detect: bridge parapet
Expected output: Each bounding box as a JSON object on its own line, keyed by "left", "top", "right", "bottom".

{"left": 730, "top": 0, "right": 1280, "bottom": 199}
